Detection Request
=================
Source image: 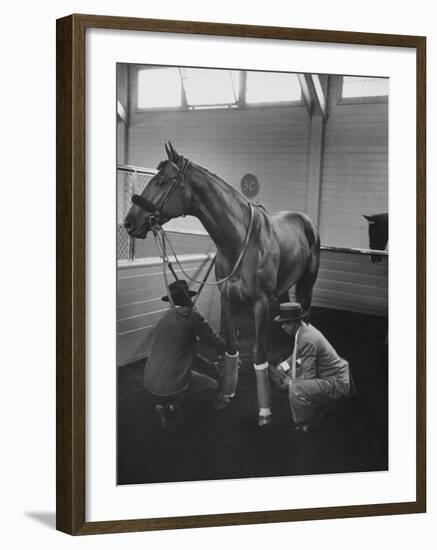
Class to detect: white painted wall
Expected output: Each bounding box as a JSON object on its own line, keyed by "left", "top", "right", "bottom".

{"left": 128, "top": 105, "right": 310, "bottom": 215}
{"left": 320, "top": 76, "right": 388, "bottom": 247}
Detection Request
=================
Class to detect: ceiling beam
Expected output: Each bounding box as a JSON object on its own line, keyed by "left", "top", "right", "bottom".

{"left": 297, "top": 74, "right": 313, "bottom": 116}
{"left": 310, "top": 74, "right": 327, "bottom": 120}
{"left": 117, "top": 99, "right": 128, "bottom": 124}
{"left": 297, "top": 74, "right": 328, "bottom": 120}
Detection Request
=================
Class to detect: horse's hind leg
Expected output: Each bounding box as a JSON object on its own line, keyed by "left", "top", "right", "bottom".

{"left": 295, "top": 250, "right": 320, "bottom": 317}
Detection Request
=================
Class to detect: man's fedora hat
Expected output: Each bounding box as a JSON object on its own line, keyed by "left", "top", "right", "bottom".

{"left": 161, "top": 279, "right": 196, "bottom": 302}
{"left": 274, "top": 302, "right": 304, "bottom": 323}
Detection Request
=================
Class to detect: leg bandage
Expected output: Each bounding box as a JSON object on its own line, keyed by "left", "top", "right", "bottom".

{"left": 222, "top": 351, "right": 239, "bottom": 398}
{"left": 254, "top": 362, "right": 272, "bottom": 413}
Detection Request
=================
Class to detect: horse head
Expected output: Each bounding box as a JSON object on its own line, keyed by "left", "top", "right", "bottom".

{"left": 124, "top": 142, "right": 193, "bottom": 238}
{"left": 363, "top": 213, "right": 388, "bottom": 263}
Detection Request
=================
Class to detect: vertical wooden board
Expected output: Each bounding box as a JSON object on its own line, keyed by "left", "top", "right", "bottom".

{"left": 319, "top": 76, "right": 388, "bottom": 249}
{"left": 314, "top": 251, "right": 388, "bottom": 315}
{"left": 117, "top": 326, "right": 154, "bottom": 366}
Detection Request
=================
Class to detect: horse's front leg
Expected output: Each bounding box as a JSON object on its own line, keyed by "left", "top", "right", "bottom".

{"left": 221, "top": 294, "right": 239, "bottom": 355}
{"left": 253, "top": 294, "right": 272, "bottom": 426}
{"left": 218, "top": 295, "right": 240, "bottom": 404}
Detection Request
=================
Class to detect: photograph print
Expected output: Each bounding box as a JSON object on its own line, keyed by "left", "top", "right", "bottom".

{"left": 116, "top": 63, "right": 388, "bottom": 486}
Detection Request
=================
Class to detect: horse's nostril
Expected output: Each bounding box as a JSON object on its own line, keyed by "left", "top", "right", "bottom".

{"left": 124, "top": 219, "right": 132, "bottom": 231}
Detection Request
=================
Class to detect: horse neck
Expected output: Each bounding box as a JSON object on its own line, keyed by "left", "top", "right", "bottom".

{"left": 186, "top": 163, "right": 251, "bottom": 256}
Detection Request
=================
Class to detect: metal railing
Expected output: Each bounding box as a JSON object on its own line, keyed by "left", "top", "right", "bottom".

{"left": 320, "top": 245, "right": 388, "bottom": 258}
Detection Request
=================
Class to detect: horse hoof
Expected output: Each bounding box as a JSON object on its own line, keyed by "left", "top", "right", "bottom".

{"left": 258, "top": 414, "right": 272, "bottom": 427}
{"left": 214, "top": 393, "right": 231, "bottom": 411}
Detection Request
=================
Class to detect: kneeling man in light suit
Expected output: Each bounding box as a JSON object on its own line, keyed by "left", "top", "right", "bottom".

{"left": 270, "top": 302, "right": 353, "bottom": 431}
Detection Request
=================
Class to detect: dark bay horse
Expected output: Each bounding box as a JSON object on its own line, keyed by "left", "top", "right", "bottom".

{"left": 363, "top": 213, "right": 388, "bottom": 263}
{"left": 124, "top": 143, "right": 320, "bottom": 425}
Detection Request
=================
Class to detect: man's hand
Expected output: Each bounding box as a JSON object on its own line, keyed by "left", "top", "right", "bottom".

{"left": 269, "top": 365, "right": 292, "bottom": 392}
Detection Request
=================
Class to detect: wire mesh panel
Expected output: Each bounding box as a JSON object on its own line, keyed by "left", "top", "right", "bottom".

{"left": 117, "top": 167, "right": 155, "bottom": 260}
{"left": 117, "top": 165, "right": 216, "bottom": 260}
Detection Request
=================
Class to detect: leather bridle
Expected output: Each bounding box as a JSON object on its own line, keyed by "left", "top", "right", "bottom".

{"left": 131, "top": 159, "right": 191, "bottom": 228}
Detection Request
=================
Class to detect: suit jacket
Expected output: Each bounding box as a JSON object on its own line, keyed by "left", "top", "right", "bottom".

{"left": 285, "top": 323, "right": 350, "bottom": 396}
{"left": 144, "top": 307, "right": 225, "bottom": 396}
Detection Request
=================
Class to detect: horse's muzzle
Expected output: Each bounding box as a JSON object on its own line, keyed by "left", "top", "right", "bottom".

{"left": 124, "top": 214, "right": 151, "bottom": 238}
{"left": 124, "top": 218, "right": 133, "bottom": 233}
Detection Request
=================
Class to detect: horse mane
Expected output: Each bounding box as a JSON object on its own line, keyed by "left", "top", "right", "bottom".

{"left": 159, "top": 153, "right": 275, "bottom": 222}
{"left": 186, "top": 157, "right": 249, "bottom": 203}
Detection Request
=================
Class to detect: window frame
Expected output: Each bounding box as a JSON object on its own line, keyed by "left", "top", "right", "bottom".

{"left": 133, "top": 65, "right": 304, "bottom": 113}
{"left": 337, "top": 75, "right": 389, "bottom": 105}
{"left": 134, "top": 65, "right": 185, "bottom": 112}
{"left": 244, "top": 70, "right": 302, "bottom": 107}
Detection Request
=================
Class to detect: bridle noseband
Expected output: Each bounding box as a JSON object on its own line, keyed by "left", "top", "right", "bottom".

{"left": 131, "top": 158, "right": 191, "bottom": 228}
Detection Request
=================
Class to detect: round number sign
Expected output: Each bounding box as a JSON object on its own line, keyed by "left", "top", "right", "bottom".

{"left": 240, "top": 173, "right": 260, "bottom": 199}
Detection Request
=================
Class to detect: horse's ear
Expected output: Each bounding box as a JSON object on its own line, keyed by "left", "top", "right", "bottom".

{"left": 363, "top": 214, "right": 372, "bottom": 221}
{"left": 168, "top": 141, "right": 180, "bottom": 164}
{"left": 165, "top": 142, "right": 172, "bottom": 160}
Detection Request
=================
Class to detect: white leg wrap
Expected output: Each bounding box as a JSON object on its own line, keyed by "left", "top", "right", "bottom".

{"left": 254, "top": 361, "right": 268, "bottom": 371}
{"left": 222, "top": 351, "right": 239, "bottom": 398}
{"left": 254, "top": 362, "right": 272, "bottom": 412}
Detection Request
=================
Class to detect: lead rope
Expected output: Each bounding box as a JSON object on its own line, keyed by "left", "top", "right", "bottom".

{"left": 161, "top": 202, "right": 255, "bottom": 287}
{"left": 154, "top": 229, "right": 192, "bottom": 318}
{"left": 191, "top": 255, "right": 216, "bottom": 308}
{"left": 153, "top": 227, "right": 217, "bottom": 318}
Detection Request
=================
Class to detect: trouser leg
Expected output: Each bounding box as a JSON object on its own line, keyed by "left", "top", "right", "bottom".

{"left": 176, "top": 370, "right": 219, "bottom": 404}
{"left": 151, "top": 371, "right": 219, "bottom": 429}
{"left": 288, "top": 378, "right": 340, "bottom": 425}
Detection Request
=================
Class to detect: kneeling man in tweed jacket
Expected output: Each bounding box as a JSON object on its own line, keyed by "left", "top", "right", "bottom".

{"left": 144, "top": 279, "right": 227, "bottom": 431}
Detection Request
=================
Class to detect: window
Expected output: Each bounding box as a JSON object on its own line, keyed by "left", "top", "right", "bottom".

{"left": 137, "top": 68, "right": 182, "bottom": 109}
{"left": 136, "top": 67, "right": 304, "bottom": 110}
{"left": 246, "top": 71, "right": 301, "bottom": 104}
{"left": 181, "top": 68, "right": 239, "bottom": 108}
{"left": 341, "top": 76, "right": 389, "bottom": 99}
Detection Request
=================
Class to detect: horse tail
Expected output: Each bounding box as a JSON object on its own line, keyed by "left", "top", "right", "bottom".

{"left": 295, "top": 217, "right": 320, "bottom": 318}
